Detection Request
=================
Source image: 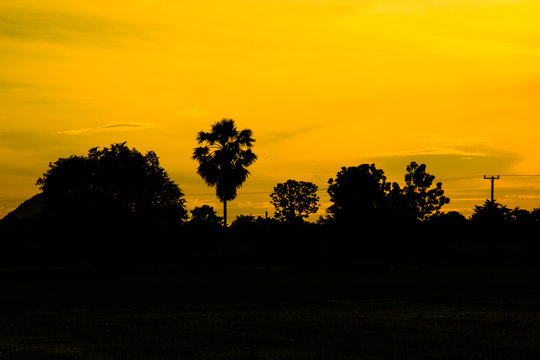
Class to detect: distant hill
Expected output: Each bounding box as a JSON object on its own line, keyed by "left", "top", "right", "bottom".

{"left": 2, "top": 193, "right": 45, "bottom": 221}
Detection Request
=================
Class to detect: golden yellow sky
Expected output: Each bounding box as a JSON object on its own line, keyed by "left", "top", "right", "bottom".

{"left": 2, "top": 0, "right": 540, "bottom": 219}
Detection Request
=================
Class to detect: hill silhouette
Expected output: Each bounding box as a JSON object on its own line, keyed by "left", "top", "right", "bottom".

{"left": 2, "top": 193, "right": 44, "bottom": 221}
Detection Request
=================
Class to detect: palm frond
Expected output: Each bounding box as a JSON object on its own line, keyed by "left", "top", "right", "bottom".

{"left": 192, "top": 146, "right": 210, "bottom": 160}
{"left": 237, "top": 129, "right": 255, "bottom": 147}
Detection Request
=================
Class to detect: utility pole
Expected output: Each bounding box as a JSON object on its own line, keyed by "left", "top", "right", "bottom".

{"left": 483, "top": 175, "right": 500, "bottom": 204}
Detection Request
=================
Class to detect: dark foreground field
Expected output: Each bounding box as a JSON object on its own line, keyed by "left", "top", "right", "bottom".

{"left": 1, "top": 266, "right": 539, "bottom": 359}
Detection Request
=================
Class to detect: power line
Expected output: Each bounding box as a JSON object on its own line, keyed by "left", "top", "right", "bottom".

{"left": 185, "top": 189, "right": 329, "bottom": 196}
{"left": 439, "top": 175, "right": 481, "bottom": 181}
{"left": 185, "top": 191, "right": 270, "bottom": 196}
{"left": 439, "top": 175, "right": 540, "bottom": 181}
{"left": 185, "top": 174, "right": 540, "bottom": 197}
{"left": 500, "top": 174, "right": 540, "bottom": 177}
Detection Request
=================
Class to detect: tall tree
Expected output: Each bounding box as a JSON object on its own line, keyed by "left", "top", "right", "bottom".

{"left": 192, "top": 119, "right": 257, "bottom": 226}
{"left": 270, "top": 180, "right": 320, "bottom": 223}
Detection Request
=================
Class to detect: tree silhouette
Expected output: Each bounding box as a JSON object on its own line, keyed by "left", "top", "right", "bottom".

{"left": 327, "top": 164, "right": 390, "bottom": 225}
{"left": 270, "top": 180, "right": 320, "bottom": 223}
{"left": 192, "top": 119, "right": 257, "bottom": 226}
{"left": 33, "top": 143, "right": 187, "bottom": 264}
{"left": 470, "top": 200, "right": 511, "bottom": 225}
{"left": 36, "top": 142, "right": 187, "bottom": 227}
{"left": 394, "top": 161, "right": 450, "bottom": 222}
{"left": 231, "top": 214, "right": 256, "bottom": 227}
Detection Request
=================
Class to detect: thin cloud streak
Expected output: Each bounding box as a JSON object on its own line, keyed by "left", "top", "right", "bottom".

{"left": 402, "top": 133, "right": 492, "bottom": 147}
{"left": 370, "top": 147, "right": 489, "bottom": 158}
{"left": 259, "top": 125, "right": 322, "bottom": 144}
{"left": 503, "top": 194, "right": 540, "bottom": 200}
{"left": 58, "top": 122, "right": 155, "bottom": 135}
{"left": 0, "top": 7, "right": 152, "bottom": 44}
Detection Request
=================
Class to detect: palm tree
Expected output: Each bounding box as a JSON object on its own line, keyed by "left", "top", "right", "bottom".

{"left": 192, "top": 119, "right": 257, "bottom": 226}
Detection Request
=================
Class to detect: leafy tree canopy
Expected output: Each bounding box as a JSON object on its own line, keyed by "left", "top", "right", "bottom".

{"left": 470, "top": 200, "right": 512, "bottom": 225}
{"left": 36, "top": 142, "right": 187, "bottom": 226}
{"left": 327, "top": 164, "right": 390, "bottom": 224}
{"left": 393, "top": 161, "right": 450, "bottom": 222}
{"left": 270, "top": 180, "right": 320, "bottom": 223}
{"left": 326, "top": 162, "right": 449, "bottom": 225}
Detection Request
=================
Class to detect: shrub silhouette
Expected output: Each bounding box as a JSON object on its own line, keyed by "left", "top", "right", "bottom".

{"left": 189, "top": 205, "right": 223, "bottom": 226}
{"left": 231, "top": 214, "right": 257, "bottom": 227}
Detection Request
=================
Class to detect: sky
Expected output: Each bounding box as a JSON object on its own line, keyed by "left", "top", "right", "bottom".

{"left": 1, "top": 0, "right": 540, "bottom": 220}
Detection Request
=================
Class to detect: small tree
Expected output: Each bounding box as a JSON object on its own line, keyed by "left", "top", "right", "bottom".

{"left": 270, "top": 180, "right": 320, "bottom": 223}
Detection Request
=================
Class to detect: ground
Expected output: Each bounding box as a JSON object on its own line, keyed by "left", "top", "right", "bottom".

{"left": 0, "top": 267, "right": 539, "bottom": 359}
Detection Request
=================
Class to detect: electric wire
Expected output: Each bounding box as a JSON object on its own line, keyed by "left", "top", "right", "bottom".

{"left": 184, "top": 175, "right": 540, "bottom": 197}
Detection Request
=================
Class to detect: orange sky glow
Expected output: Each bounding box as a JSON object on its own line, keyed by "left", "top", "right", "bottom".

{"left": 1, "top": 0, "right": 540, "bottom": 220}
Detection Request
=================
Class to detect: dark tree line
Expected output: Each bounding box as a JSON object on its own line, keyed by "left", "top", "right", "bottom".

{"left": 1, "top": 119, "right": 540, "bottom": 268}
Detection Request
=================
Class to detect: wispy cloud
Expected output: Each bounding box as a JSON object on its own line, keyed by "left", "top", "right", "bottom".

{"left": 503, "top": 194, "right": 540, "bottom": 200}
{"left": 450, "top": 197, "right": 487, "bottom": 202}
{"left": 259, "top": 125, "right": 321, "bottom": 143}
{"left": 402, "top": 133, "right": 492, "bottom": 148}
{"left": 58, "top": 122, "right": 155, "bottom": 135}
{"left": 0, "top": 7, "right": 152, "bottom": 44}
{"left": 370, "top": 147, "right": 489, "bottom": 158}
{"left": 0, "top": 81, "right": 31, "bottom": 90}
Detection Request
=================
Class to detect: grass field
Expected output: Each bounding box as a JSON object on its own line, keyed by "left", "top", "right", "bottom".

{"left": 0, "top": 267, "right": 539, "bottom": 359}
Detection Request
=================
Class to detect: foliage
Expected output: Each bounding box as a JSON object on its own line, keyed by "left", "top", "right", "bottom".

{"left": 231, "top": 214, "right": 257, "bottom": 227}
{"left": 36, "top": 142, "right": 187, "bottom": 226}
{"left": 427, "top": 211, "right": 466, "bottom": 225}
{"left": 189, "top": 205, "right": 223, "bottom": 226}
{"left": 393, "top": 162, "right": 450, "bottom": 222}
{"left": 192, "top": 119, "right": 257, "bottom": 225}
{"left": 326, "top": 164, "right": 390, "bottom": 224}
{"left": 270, "top": 180, "right": 320, "bottom": 223}
{"left": 470, "top": 200, "right": 512, "bottom": 225}
{"left": 325, "top": 162, "right": 449, "bottom": 226}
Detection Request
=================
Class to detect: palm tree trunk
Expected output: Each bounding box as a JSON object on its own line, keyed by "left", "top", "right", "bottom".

{"left": 223, "top": 199, "right": 227, "bottom": 227}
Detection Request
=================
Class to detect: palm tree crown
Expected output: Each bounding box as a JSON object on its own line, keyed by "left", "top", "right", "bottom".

{"left": 192, "top": 119, "right": 257, "bottom": 225}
